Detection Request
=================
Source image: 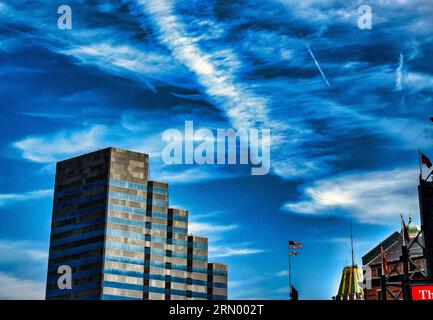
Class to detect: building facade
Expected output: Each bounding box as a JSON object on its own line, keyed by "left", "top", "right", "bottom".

{"left": 46, "top": 147, "right": 227, "bottom": 300}
{"left": 361, "top": 170, "right": 433, "bottom": 300}
{"left": 361, "top": 218, "right": 425, "bottom": 300}
{"left": 418, "top": 178, "right": 433, "bottom": 279}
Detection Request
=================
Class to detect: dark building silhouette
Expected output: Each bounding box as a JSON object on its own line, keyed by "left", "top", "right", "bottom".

{"left": 418, "top": 179, "right": 433, "bottom": 279}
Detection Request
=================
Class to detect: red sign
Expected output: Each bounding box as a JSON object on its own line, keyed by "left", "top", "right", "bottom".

{"left": 411, "top": 285, "right": 433, "bottom": 300}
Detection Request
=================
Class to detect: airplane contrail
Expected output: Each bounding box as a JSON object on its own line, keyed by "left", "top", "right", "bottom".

{"left": 396, "top": 53, "right": 405, "bottom": 110}
{"left": 395, "top": 53, "right": 404, "bottom": 91}
{"left": 294, "top": 27, "right": 332, "bottom": 90}
{"left": 305, "top": 43, "right": 332, "bottom": 89}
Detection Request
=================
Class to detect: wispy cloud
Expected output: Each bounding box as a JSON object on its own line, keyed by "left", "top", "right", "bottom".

{"left": 0, "top": 190, "right": 52, "bottom": 207}
{"left": 0, "top": 239, "right": 48, "bottom": 264}
{"left": 18, "top": 112, "right": 74, "bottom": 120}
{"left": 188, "top": 222, "right": 238, "bottom": 234}
{"left": 395, "top": 53, "right": 404, "bottom": 91}
{"left": 12, "top": 117, "right": 242, "bottom": 185}
{"left": 0, "top": 239, "right": 48, "bottom": 299}
{"left": 131, "top": 0, "right": 273, "bottom": 130}
{"left": 284, "top": 167, "right": 419, "bottom": 224}
{"left": 208, "top": 245, "right": 265, "bottom": 258}
{"left": 129, "top": 0, "right": 300, "bottom": 182}
{"left": 0, "top": 272, "right": 44, "bottom": 300}
{"left": 275, "top": 270, "right": 289, "bottom": 277}
{"left": 155, "top": 167, "right": 238, "bottom": 184}
{"left": 13, "top": 125, "right": 106, "bottom": 163}
{"left": 187, "top": 216, "right": 261, "bottom": 259}
{"left": 2, "top": 0, "right": 433, "bottom": 301}
{"left": 6, "top": 0, "right": 432, "bottom": 184}
{"left": 61, "top": 41, "right": 188, "bottom": 90}
{"left": 406, "top": 71, "right": 433, "bottom": 92}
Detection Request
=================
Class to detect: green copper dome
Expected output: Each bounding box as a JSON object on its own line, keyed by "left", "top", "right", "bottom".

{"left": 406, "top": 215, "right": 421, "bottom": 238}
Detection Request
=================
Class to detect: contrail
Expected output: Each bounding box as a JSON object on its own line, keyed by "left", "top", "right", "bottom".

{"left": 395, "top": 53, "right": 404, "bottom": 91}
{"left": 396, "top": 53, "right": 405, "bottom": 110}
{"left": 294, "top": 28, "right": 331, "bottom": 90}
{"left": 130, "top": 0, "right": 272, "bottom": 129}
{"left": 305, "top": 43, "right": 332, "bottom": 89}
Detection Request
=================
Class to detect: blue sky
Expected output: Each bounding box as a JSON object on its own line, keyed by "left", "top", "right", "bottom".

{"left": 1, "top": 0, "right": 433, "bottom": 299}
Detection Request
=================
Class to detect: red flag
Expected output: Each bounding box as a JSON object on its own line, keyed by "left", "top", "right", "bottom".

{"left": 421, "top": 153, "right": 432, "bottom": 168}
{"left": 401, "top": 214, "right": 410, "bottom": 246}
{"left": 381, "top": 245, "right": 389, "bottom": 275}
{"left": 290, "top": 251, "right": 298, "bottom": 256}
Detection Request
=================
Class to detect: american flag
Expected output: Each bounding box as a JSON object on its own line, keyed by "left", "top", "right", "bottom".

{"left": 289, "top": 240, "right": 302, "bottom": 249}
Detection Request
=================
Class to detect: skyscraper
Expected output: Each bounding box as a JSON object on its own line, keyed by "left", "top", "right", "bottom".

{"left": 45, "top": 147, "right": 227, "bottom": 300}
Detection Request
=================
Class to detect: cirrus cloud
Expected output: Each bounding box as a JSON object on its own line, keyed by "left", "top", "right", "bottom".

{"left": 284, "top": 167, "right": 420, "bottom": 224}
{"left": 13, "top": 125, "right": 107, "bottom": 163}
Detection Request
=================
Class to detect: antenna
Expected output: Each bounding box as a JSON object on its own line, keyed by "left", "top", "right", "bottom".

{"left": 350, "top": 221, "right": 355, "bottom": 267}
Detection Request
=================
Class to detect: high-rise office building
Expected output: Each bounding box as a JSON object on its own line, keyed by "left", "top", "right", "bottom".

{"left": 46, "top": 147, "right": 227, "bottom": 300}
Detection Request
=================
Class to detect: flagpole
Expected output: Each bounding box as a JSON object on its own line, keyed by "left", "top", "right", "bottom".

{"left": 380, "top": 243, "right": 384, "bottom": 275}
{"left": 401, "top": 213, "right": 406, "bottom": 247}
{"left": 419, "top": 149, "right": 422, "bottom": 181}
{"left": 288, "top": 245, "right": 292, "bottom": 300}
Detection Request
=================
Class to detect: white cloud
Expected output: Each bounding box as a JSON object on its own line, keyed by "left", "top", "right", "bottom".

{"left": 208, "top": 245, "right": 265, "bottom": 258}
{"left": 0, "top": 189, "right": 52, "bottom": 207}
{"left": 13, "top": 125, "right": 106, "bottom": 163}
{"left": 188, "top": 222, "right": 238, "bottom": 234}
{"left": 0, "top": 272, "right": 44, "bottom": 300}
{"left": 0, "top": 239, "right": 47, "bottom": 299}
{"left": 0, "top": 239, "right": 48, "bottom": 265}
{"left": 18, "top": 112, "right": 74, "bottom": 120}
{"left": 155, "top": 167, "right": 237, "bottom": 184}
{"left": 132, "top": 0, "right": 284, "bottom": 132}
{"left": 188, "top": 210, "right": 263, "bottom": 259}
{"left": 284, "top": 167, "right": 420, "bottom": 224}
{"left": 131, "top": 1, "right": 305, "bottom": 183}
{"left": 395, "top": 53, "right": 404, "bottom": 91}
{"left": 12, "top": 117, "right": 242, "bottom": 185}
{"left": 407, "top": 72, "right": 433, "bottom": 92}
{"left": 275, "top": 270, "right": 289, "bottom": 277}
{"left": 61, "top": 41, "right": 187, "bottom": 90}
